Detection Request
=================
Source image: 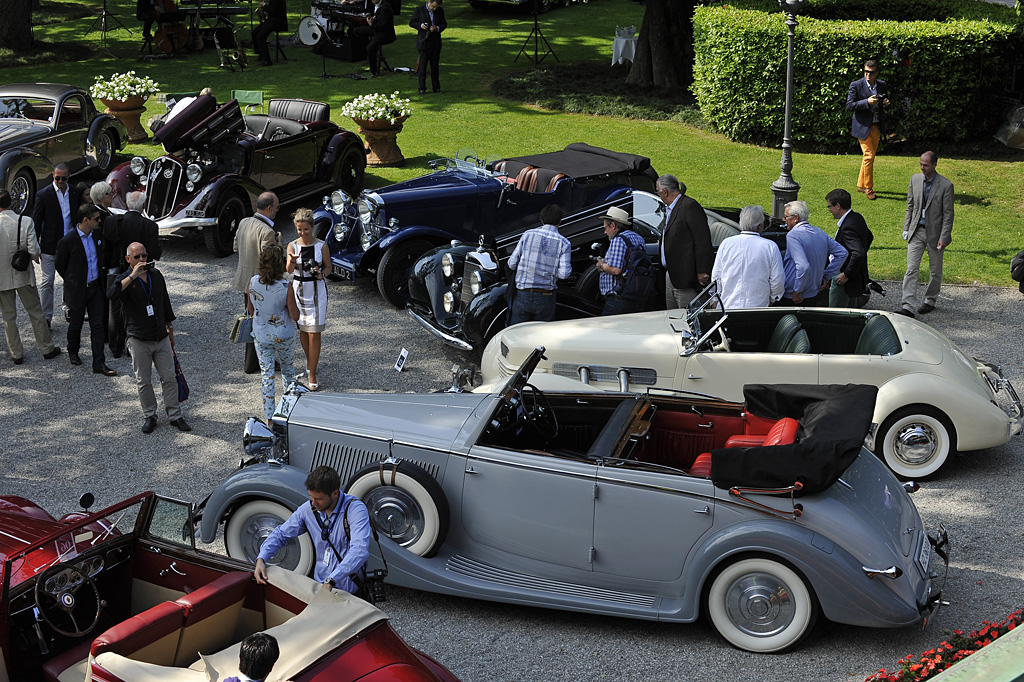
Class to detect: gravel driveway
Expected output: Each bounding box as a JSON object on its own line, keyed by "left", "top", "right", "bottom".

{"left": 2, "top": 216, "right": 1022, "bottom": 682}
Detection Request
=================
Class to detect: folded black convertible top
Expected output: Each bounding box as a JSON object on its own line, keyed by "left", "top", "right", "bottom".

{"left": 506, "top": 143, "right": 654, "bottom": 178}
{"left": 710, "top": 384, "right": 879, "bottom": 495}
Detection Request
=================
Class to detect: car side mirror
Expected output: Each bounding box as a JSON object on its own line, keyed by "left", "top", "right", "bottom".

{"left": 79, "top": 493, "right": 95, "bottom": 511}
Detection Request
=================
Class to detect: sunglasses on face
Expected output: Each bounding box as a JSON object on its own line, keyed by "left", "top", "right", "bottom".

{"left": 130, "top": 254, "right": 149, "bottom": 260}
{"left": 53, "top": 176, "right": 69, "bottom": 183}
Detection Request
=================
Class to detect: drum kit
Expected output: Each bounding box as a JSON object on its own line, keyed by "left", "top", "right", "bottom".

{"left": 297, "top": 3, "right": 370, "bottom": 79}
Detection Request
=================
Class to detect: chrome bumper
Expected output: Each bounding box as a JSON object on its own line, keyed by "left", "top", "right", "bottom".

{"left": 979, "top": 360, "right": 1024, "bottom": 436}
{"left": 156, "top": 216, "right": 219, "bottom": 232}
{"left": 920, "top": 523, "right": 950, "bottom": 628}
{"left": 407, "top": 306, "right": 474, "bottom": 352}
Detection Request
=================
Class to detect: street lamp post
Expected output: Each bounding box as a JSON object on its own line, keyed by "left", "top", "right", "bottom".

{"left": 770, "top": 0, "right": 806, "bottom": 218}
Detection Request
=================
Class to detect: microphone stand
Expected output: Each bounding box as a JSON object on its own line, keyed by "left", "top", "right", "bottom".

{"left": 515, "top": 2, "right": 557, "bottom": 66}
{"left": 88, "top": 0, "right": 133, "bottom": 57}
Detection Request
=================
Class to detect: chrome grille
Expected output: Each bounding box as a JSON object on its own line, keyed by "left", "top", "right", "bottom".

{"left": 145, "top": 157, "right": 184, "bottom": 220}
{"left": 552, "top": 362, "right": 658, "bottom": 386}
{"left": 460, "top": 260, "right": 481, "bottom": 306}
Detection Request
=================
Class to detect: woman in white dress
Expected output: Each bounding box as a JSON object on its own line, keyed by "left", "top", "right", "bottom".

{"left": 287, "top": 208, "right": 331, "bottom": 390}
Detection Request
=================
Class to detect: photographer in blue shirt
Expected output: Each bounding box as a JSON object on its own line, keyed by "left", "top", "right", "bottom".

{"left": 255, "top": 466, "right": 371, "bottom": 594}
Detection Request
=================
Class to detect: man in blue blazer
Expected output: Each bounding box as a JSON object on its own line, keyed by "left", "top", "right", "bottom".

{"left": 54, "top": 204, "right": 116, "bottom": 375}
{"left": 846, "top": 59, "right": 889, "bottom": 201}
{"left": 32, "top": 164, "right": 82, "bottom": 325}
{"left": 825, "top": 188, "right": 874, "bottom": 308}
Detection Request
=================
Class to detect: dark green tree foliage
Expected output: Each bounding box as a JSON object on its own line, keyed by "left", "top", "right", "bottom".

{"left": 692, "top": 0, "right": 1018, "bottom": 148}
{"left": 0, "top": 0, "right": 33, "bottom": 52}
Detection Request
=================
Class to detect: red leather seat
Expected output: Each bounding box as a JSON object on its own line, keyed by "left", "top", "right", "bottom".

{"left": 689, "top": 452, "right": 713, "bottom": 478}
{"left": 724, "top": 417, "right": 799, "bottom": 449}
{"left": 90, "top": 600, "right": 187, "bottom": 667}
{"left": 174, "top": 571, "right": 252, "bottom": 666}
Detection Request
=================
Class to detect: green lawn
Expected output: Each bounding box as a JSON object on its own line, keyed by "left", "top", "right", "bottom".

{"left": 7, "top": 0, "right": 1023, "bottom": 284}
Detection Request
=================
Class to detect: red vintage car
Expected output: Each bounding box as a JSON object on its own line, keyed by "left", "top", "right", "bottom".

{"left": 0, "top": 492, "right": 458, "bottom": 682}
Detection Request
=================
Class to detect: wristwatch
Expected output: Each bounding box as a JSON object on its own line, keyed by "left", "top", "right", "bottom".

{"left": 325, "top": 578, "right": 335, "bottom": 588}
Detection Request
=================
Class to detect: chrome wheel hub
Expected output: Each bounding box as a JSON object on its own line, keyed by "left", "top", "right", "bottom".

{"left": 365, "top": 487, "right": 424, "bottom": 547}
{"left": 241, "top": 513, "right": 301, "bottom": 570}
{"left": 725, "top": 572, "right": 794, "bottom": 636}
{"left": 893, "top": 423, "right": 938, "bottom": 465}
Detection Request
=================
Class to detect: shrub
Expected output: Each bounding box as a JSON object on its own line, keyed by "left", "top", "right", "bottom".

{"left": 692, "top": 0, "right": 1019, "bottom": 149}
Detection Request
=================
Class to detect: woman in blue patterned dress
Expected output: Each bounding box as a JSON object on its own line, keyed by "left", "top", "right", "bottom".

{"left": 247, "top": 244, "right": 299, "bottom": 419}
{"left": 287, "top": 208, "right": 331, "bottom": 390}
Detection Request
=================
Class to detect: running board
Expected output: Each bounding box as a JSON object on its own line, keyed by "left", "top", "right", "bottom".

{"left": 446, "top": 554, "right": 657, "bottom": 608}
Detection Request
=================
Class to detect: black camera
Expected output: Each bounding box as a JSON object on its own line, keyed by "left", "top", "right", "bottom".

{"left": 366, "top": 568, "right": 387, "bottom": 604}
{"left": 144, "top": 262, "right": 155, "bottom": 271}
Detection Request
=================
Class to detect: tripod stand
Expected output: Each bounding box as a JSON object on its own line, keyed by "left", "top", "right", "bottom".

{"left": 88, "top": 0, "right": 133, "bottom": 57}
{"left": 515, "top": 2, "right": 558, "bottom": 66}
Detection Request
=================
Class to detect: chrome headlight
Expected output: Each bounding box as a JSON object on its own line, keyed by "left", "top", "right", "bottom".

{"left": 441, "top": 253, "right": 455, "bottom": 278}
{"left": 185, "top": 163, "right": 203, "bottom": 183}
{"left": 357, "top": 198, "right": 376, "bottom": 225}
{"left": 129, "top": 156, "right": 147, "bottom": 175}
{"left": 242, "top": 417, "right": 276, "bottom": 459}
{"left": 359, "top": 227, "right": 373, "bottom": 251}
{"left": 330, "top": 190, "right": 352, "bottom": 213}
{"left": 469, "top": 269, "right": 483, "bottom": 295}
{"left": 443, "top": 291, "right": 456, "bottom": 313}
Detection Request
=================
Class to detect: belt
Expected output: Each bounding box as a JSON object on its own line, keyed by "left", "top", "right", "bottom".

{"left": 86, "top": 279, "right": 100, "bottom": 287}
{"left": 519, "top": 287, "right": 554, "bottom": 294}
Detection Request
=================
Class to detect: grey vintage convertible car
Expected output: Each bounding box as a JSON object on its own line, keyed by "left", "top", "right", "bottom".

{"left": 0, "top": 83, "right": 128, "bottom": 214}
{"left": 196, "top": 349, "right": 948, "bottom": 653}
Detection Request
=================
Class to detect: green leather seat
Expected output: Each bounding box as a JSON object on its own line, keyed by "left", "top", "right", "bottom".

{"left": 783, "top": 328, "right": 811, "bottom": 353}
{"left": 855, "top": 314, "right": 902, "bottom": 355}
{"left": 767, "top": 314, "right": 801, "bottom": 352}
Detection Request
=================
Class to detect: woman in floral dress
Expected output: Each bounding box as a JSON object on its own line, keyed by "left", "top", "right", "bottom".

{"left": 247, "top": 244, "right": 299, "bottom": 420}
{"left": 287, "top": 208, "right": 331, "bottom": 390}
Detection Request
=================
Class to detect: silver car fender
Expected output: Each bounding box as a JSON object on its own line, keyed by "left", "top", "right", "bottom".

{"left": 683, "top": 519, "right": 922, "bottom": 628}
{"left": 198, "top": 462, "right": 310, "bottom": 544}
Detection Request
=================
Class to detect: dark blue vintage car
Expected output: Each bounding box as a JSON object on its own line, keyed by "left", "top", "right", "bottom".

{"left": 313, "top": 143, "right": 659, "bottom": 306}
{"left": 407, "top": 193, "right": 789, "bottom": 352}
{"left": 0, "top": 83, "right": 128, "bottom": 214}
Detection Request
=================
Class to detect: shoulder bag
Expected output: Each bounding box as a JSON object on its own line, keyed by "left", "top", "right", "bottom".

{"left": 10, "top": 215, "right": 31, "bottom": 272}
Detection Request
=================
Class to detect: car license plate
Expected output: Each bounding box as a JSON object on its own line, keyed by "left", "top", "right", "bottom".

{"left": 919, "top": 536, "right": 932, "bottom": 574}
{"left": 185, "top": 209, "right": 206, "bottom": 218}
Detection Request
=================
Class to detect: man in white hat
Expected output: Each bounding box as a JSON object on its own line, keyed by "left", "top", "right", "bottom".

{"left": 595, "top": 206, "right": 654, "bottom": 315}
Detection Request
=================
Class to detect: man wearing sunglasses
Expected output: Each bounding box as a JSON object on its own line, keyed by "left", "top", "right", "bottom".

{"left": 846, "top": 59, "right": 890, "bottom": 201}
{"left": 32, "top": 163, "right": 82, "bottom": 326}
{"left": 108, "top": 242, "right": 190, "bottom": 433}
{"left": 254, "top": 466, "right": 370, "bottom": 594}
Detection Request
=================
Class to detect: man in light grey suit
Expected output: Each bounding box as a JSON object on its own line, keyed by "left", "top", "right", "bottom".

{"left": 234, "top": 192, "right": 280, "bottom": 373}
{"left": 898, "top": 151, "right": 953, "bottom": 318}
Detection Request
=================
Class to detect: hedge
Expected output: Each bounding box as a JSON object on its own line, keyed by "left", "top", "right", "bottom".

{"left": 692, "top": 1, "right": 1019, "bottom": 149}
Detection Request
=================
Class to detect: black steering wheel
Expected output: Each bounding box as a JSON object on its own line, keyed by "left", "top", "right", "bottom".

{"left": 34, "top": 562, "right": 102, "bottom": 638}
{"left": 523, "top": 383, "right": 558, "bottom": 440}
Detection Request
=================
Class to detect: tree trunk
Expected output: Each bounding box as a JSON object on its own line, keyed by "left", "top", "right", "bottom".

{"left": 0, "top": 0, "right": 33, "bottom": 52}
{"left": 626, "top": 0, "right": 695, "bottom": 88}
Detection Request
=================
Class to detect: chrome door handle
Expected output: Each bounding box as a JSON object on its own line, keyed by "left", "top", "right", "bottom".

{"left": 693, "top": 506, "right": 710, "bottom": 514}
{"left": 159, "top": 561, "right": 186, "bottom": 577}
{"left": 687, "top": 375, "right": 703, "bottom": 380}
{"left": 465, "top": 467, "right": 479, "bottom": 475}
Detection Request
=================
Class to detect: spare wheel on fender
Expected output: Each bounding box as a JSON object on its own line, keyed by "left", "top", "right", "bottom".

{"left": 346, "top": 460, "right": 450, "bottom": 558}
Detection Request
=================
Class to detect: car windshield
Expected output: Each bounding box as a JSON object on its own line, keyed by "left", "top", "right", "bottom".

{"left": 2, "top": 497, "right": 145, "bottom": 592}
{"left": 0, "top": 96, "right": 57, "bottom": 123}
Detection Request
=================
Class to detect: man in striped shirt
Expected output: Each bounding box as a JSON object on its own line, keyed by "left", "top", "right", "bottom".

{"left": 507, "top": 204, "right": 571, "bottom": 326}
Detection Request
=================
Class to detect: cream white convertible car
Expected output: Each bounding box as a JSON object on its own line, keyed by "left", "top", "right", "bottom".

{"left": 480, "top": 299, "right": 1022, "bottom": 479}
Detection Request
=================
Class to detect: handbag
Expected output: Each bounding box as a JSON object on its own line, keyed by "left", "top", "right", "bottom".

{"left": 10, "top": 215, "right": 31, "bottom": 272}
{"left": 229, "top": 314, "right": 254, "bottom": 343}
{"left": 173, "top": 349, "right": 190, "bottom": 403}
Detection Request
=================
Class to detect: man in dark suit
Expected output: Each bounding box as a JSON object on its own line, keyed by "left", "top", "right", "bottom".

{"left": 353, "top": 0, "right": 396, "bottom": 77}
{"left": 825, "top": 188, "right": 873, "bottom": 308}
{"left": 104, "top": 190, "right": 162, "bottom": 357}
{"left": 657, "top": 174, "right": 712, "bottom": 309}
{"left": 410, "top": 0, "right": 446, "bottom": 94}
{"left": 846, "top": 59, "right": 890, "bottom": 201}
{"left": 898, "top": 151, "right": 954, "bottom": 318}
{"left": 252, "top": 0, "right": 288, "bottom": 67}
{"left": 32, "top": 164, "right": 82, "bottom": 326}
{"left": 55, "top": 204, "right": 116, "bottom": 376}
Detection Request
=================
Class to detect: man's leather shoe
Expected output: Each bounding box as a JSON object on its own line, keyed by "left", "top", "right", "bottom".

{"left": 170, "top": 418, "right": 192, "bottom": 432}
{"left": 12, "top": 356, "right": 23, "bottom": 365}
{"left": 142, "top": 416, "right": 157, "bottom": 434}
{"left": 418, "top": 89, "right": 426, "bottom": 95}
{"left": 894, "top": 308, "right": 916, "bottom": 318}
{"left": 433, "top": 89, "right": 443, "bottom": 94}
{"left": 917, "top": 303, "right": 935, "bottom": 314}
{"left": 93, "top": 364, "right": 117, "bottom": 376}
{"left": 69, "top": 352, "right": 83, "bottom": 366}
{"left": 43, "top": 347, "right": 62, "bottom": 360}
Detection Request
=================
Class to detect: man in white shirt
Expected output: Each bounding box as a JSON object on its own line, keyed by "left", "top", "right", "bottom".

{"left": 711, "top": 205, "right": 784, "bottom": 309}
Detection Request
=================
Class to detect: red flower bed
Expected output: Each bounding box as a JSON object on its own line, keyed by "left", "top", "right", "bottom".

{"left": 866, "top": 609, "right": 1022, "bottom": 682}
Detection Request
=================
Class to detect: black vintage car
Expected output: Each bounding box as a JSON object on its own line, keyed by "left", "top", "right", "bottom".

{"left": 106, "top": 95, "right": 366, "bottom": 257}
{"left": 0, "top": 83, "right": 128, "bottom": 214}
{"left": 407, "top": 194, "right": 787, "bottom": 352}
{"left": 313, "top": 143, "right": 659, "bottom": 307}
